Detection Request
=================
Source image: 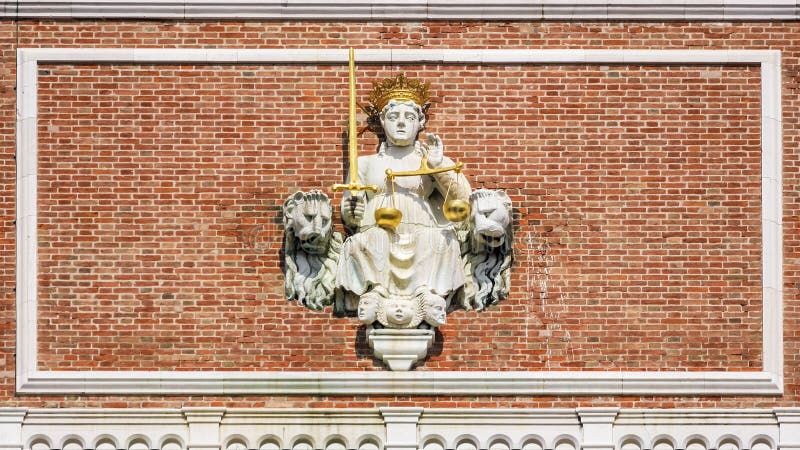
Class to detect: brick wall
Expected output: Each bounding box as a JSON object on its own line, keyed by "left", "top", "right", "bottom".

{"left": 2, "top": 20, "right": 798, "bottom": 408}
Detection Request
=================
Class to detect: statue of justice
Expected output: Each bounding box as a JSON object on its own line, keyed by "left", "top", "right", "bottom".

{"left": 282, "top": 49, "right": 513, "bottom": 369}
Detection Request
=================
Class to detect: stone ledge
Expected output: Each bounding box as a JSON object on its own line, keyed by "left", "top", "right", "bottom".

{"left": 1, "top": 1, "right": 798, "bottom": 21}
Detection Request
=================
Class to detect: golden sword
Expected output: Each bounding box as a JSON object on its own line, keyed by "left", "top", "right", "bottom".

{"left": 331, "top": 48, "right": 378, "bottom": 195}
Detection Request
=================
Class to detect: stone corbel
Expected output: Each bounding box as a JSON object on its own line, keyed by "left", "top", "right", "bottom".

{"left": 775, "top": 408, "right": 800, "bottom": 450}
{"left": 183, "top": 407, "right": 226, "bottom": 450}
{"left": 0, "top": 409, "right": 27, "bottom": 450}
{"left": 577, "top": 408, "right": 619, "bottom": 450}
{"left": 381, "top": 407, "right": 423, "bottom": 450}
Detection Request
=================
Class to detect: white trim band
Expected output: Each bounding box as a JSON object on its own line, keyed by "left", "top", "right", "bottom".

{"left": 16, "top": 47, "right": 783, "bottom": 396}
{"left": 8, "top": 407, "right": 799, "bottom": 450}
{"left": 1, "top": 1, "right": 799, "bottom": 21}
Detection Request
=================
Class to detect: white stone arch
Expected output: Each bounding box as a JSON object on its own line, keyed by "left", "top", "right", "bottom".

{"left": 486, "top": 435, "right": 512, "bottom": 450}
{"left": 257, "top": 435, "right": 283, "bottom": 450}
{"left": 93, "top": 435, "right": 120, "bottom": 450}
{"left": 517, "top": 434, "right": 545, "bottom": 450}
{"left": 652, "top": 435, "right": 677, "bottom": 450}
{"left": 421, "top": 435, "right": 447, "bottom": 450}
{"left": 354, "top": 434, "right": 381, "bottom": 450}
{"left": 619, "top": 435, "right": 645, "bottom": 450}
{"left": 551, "top": 435, "right": 579, "bottom": 450}
{"left": 716, "top": 435, "right": 742, "bottom": 450}
{"left": 452, "top": 434, "right": 480, "bottom": 450}
{"left": 323, "top": 434, "right": 349, "bottom": 450}
{"left": 159, "top": 434, "right": 185, "bottom": 450}
{"left": 684, "top": 435, "right": 710, "bottom": 450}
{"left": 224, "top": 434, "right": 251, "bottom": 450}
{"left": 27, "top": 435, "right": 53, "bottom": 450}
{"left": 290, "top": 434, "right": 316, "bottom": 450}
{"left": 61, "top": 435, "right": 87, "bottom": 450}
{"left": 749, "top": 435, "right": 776, "bottom": 450}
{"left": 126, "top": 435, "right": 152, "bottom": 450}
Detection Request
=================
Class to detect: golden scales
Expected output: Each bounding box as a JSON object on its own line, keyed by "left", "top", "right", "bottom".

{"left": 332, "top": 48, "right": 470, "bottom": 230}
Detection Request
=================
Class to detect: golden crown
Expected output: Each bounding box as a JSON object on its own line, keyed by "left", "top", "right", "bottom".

{"left": 367, "top": 74, "right": 431, "bottom": 111}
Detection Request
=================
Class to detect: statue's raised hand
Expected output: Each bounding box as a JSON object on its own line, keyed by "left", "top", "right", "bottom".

{"left": 424, "top": 133, "right": 444, "bottom": 168}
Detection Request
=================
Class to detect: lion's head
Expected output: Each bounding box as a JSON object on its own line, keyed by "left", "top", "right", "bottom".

{"left": 282, "top": 190, "right": 342, "bottom": 310}
{"left": 460, "top": 189, "right": 513, "bottom": 311}
{"left": 470, "top": 189, "right": 512, "bottom": 251}
{"left": 283, "top": 190, "right": 334, "bottom": 255}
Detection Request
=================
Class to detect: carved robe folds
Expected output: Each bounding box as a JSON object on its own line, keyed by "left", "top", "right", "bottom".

{"left": 336, "top": 225, "right": 464, "bottom": 298}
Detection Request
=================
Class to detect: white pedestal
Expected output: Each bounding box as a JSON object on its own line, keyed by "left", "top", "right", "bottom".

{"left": 367, "top": 328, "right": 434, "bottom": 371}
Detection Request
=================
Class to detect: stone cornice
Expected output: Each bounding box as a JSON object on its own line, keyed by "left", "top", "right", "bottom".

{"left": 0, "top": 1, "right": 797, "bottom": 21}
{"left": 8, "top": 407, "right": 797, "bottom": 450}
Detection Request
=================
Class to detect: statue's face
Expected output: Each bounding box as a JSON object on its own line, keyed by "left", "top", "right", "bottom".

{"left": 357, "top": 296, "right": 378, "bottom": 324}
{"left": 381, "top": 102, "right": 422, "bottom": 147}
{"left": 385, "top": 298, "right": 415, "bottom": 326}
{"left": 424, "top": 295, "right": 447, "bottom": 327}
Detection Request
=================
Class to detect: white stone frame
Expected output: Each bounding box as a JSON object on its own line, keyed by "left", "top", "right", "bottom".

{"left": 16, "top": 48, "right": 783, "bottom": 395}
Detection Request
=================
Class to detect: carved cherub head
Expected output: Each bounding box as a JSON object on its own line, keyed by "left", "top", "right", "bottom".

{"left": 357, "top": 291, "right": 380, "bottom": 325}
{"left": 374, "top": 292, "right": 426, "bottom": 329}
{"left": 422, "top": 292, "right": 447, "bottom": 327}
{"left": 383, "top": 297, "right": 416, "bottom": 327}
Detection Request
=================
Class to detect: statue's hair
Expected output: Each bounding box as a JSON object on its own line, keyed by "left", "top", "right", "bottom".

{"left": 460, "top": 189, "right": 514, "bottom": 311}
{"left": 282, "top": 191, "right": 342, "bottom": 310}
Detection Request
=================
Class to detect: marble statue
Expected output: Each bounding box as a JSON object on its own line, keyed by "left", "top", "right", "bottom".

{"left": 282, "top": 190, "right": 342, "bottom": 310}
{"left": 460, "top": 189, "right": 514, "bottom": 311}
{"left": 280, "top": 69, "right": 516, "bottom": 370}
{"left": 335, "top": 74, "right": 471, "bottom": 329}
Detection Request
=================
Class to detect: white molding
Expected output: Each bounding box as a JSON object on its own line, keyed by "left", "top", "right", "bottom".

{"left": 613, "top": 409, "right": 782, "bottom": 450}
{"left": 1, "top": 1, "right": 798, "bottom": 20}
{"left": 15, "top": 47, "right": 783, "bottom": 396}
{"left": 10, "top": 407, "right": 794, "bottom": 450}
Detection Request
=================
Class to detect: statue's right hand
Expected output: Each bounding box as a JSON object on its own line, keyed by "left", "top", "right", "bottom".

{"left": 345, "top": 195, "right": 366, "bottom": 225}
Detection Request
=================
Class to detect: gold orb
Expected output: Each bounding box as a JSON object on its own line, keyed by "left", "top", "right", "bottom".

{"left": 375, "top": 207, "right": 402, "bottom": 230}
{"left": 443, "top": 199, "right": 470, "bottom": 222}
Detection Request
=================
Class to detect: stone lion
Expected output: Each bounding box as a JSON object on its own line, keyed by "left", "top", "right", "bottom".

{"left": 460, "top": 189, "right": 513, "bottom": 311}
{"left": 282, "top": 190, "right": 342, "bottom": 310}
